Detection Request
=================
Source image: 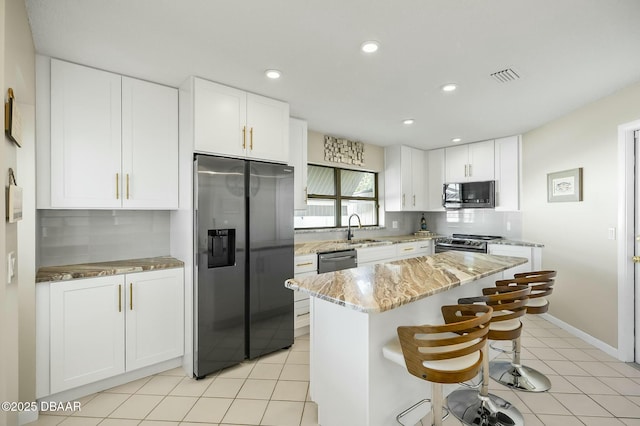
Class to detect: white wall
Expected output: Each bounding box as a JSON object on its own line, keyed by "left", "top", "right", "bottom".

{"left": 307, "top": 130, "right": 384, "bottom": 172}
{"left": 522, "top": 79, "right": 640, "bottom": 349}
{"left": 3, "top": 0, "right": 36, "bottom": 424}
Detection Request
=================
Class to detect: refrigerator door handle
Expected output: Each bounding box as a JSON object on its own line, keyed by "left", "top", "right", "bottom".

{"left": 194, "top": 210, "right": 198, "bottom": 268}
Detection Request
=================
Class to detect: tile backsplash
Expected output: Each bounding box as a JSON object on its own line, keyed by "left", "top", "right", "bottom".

{"left": 425, "top": 210, "right": 523, "bottom": 239}
{"left": 37, "top": 210, "right": 171, "bottom": 267}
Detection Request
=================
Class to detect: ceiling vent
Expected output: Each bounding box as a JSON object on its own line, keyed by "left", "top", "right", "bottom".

{"left": 490, "top": 68, "right": 520, "bottom": 83}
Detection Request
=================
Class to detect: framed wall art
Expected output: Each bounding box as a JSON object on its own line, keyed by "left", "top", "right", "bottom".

{"left": 547, "top": 167, "right": 583, "bottom": 202}
{"left": 5, "top": 88, "right": 22, "bottom": 147}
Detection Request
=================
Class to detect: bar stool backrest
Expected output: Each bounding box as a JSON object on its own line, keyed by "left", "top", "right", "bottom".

{"left": 496, "top": 271, "right": 556, "bottom": 314}
{"left": 458, "top": 285, "right": 530, "bottom": 341}
{"left": 397, "top": 304, "right": 492, "bottom": 384}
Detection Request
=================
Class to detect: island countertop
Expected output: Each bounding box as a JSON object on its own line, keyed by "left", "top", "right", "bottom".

{"left": 285, "top": 251, "right": 527, "bottom": 313}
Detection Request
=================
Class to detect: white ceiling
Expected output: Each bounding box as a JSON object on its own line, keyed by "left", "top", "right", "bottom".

{"left": 24, "top": 0, "right": 640, "bottom": 150}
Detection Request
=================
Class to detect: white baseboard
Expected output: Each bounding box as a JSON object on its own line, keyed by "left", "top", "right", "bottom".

{"left": 541, "top": 313, "right": 619, "bottom": 360}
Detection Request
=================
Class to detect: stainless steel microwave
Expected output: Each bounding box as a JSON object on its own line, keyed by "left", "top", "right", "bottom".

{"left": 443, "top": 180, "right": 495, "bottom": 209}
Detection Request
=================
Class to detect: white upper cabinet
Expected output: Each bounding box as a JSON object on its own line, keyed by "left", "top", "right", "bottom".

{"left": 49, "top": 59, "right": 179, "bottom": 209}
{"left": 426, "top": 148, "right": 445, "bottom": 211}
{"left": 385, "top": 145, "right": 426, "bottom": 211}
{"left": 51, "top": 59, "right": 122, "bottom": 208}
{"left": 193, "top": 78, "right": 290, "bottom": 163}
{"left": 122, "top": 77, "right": 179, "bottom": 209}
{"left": 194, "top": 79, "right": 247, "bottom": 158}
{"left": 289, "top": 118, "right": 308, "bottom": 210}
{"left": 445, "top": 140, "right": 495, "bottom": 182}
{"left": 494, "top": 135, "right": 521, "bottom": 211}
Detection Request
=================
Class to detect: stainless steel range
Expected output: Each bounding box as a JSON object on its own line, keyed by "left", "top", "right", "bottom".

{"left": 435, "top": 234, "right": 502, "bottom": 253}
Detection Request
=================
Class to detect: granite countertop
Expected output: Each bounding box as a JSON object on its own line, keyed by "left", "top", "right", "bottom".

{"left": 36, "top": 256, "right": 184, "bottom": 283}
{"left": 294, "top": 233, "right": 442, "bottom": 256}
{"left": 285, "top": 251, "right": 527, "bottom": 313}
{"left": 487, "top": 239, "right": 544, "bottom": 248}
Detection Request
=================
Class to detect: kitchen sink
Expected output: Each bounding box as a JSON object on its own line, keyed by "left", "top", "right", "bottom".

{"left": 345, "top": 238, "right": 382, "bottom": 244}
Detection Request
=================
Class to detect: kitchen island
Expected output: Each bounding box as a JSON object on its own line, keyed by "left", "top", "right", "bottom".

{"left": 285, "top": 251, "right": 528, "bottom": 426}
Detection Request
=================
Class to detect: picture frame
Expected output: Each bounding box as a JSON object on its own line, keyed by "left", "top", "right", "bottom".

{"left": 4, "top": 88, "right": 23, "bottom": 147}
{"left": 547, "top": 167, "right": 583, "bottom": 202}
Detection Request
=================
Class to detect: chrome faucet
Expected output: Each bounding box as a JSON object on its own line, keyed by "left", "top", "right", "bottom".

{"left": 347, "top": 213, "right": 362, "bottom": 241}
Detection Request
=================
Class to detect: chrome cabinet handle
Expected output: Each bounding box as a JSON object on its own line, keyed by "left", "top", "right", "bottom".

{"left": 469, "top": 164, "right": 472, "bottom": 176}
{"left": 116, "top": 173, "right": 120, "bottom": 199}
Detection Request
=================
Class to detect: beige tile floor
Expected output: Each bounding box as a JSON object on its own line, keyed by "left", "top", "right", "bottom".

{"left": 28, "top": 315, "right": 640, "bottom": 426}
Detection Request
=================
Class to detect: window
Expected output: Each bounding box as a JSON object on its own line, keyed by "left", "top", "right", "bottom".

{"left": 294, "top": 165, "right": 378, "bottom": 229}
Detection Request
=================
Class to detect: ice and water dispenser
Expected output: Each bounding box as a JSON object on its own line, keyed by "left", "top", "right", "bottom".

{"left": 208, "top": 229, "right": 235, "bottom": 268}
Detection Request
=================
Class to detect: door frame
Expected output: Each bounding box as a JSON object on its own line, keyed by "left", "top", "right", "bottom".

{"left": 618, "top": 118, "right": 640, "bottom": 362}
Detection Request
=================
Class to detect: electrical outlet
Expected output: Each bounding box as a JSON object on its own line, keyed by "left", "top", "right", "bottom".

{"left": 506, "top": 221, "right": 511, "bottom": 231}
{"left": 392, "top": 221, "right": 398, "bottom": 229}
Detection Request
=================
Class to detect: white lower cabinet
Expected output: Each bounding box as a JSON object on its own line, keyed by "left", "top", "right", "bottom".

{"left": 356, "top": 245, "right": 396, "bottom": 266}
{"left": 50, "top": 276, "right": 125, "bottom": 393}
{"left": 293, "top": 254, "right": 317, "bottom": 332}
{"left": 488, "top": 244, "right": 542, "bottom": 278}
{"left": 49, "top": 268, "right": 184, "bottom": 393}
{"left": 125, "top": 269, "right": 184, "bottom": 370}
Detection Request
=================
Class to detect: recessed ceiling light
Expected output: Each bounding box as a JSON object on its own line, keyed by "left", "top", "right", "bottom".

{"left": 403, "top": 119, "right": 414, "bottom": 125}
{"left": 451, "top": 138, "right": 462, "bottom": 143}
{"left": 265, "top": 69, "right": 282, "bottom": 79}
{"left": 361, "top": 41, "right": 379, "bottom": 53}
{"left": 441, "top": 83, "right": 457, "bottom": 92}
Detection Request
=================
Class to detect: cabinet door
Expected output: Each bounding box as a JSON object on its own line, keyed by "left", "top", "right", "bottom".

{"left": 488, "top": 244, "right": 532, "bottom": 277}
{"left": 290, "top": 118, "right": 308, "bottom": 210}
{"left": 426, "top": 149, "right": 445, "bottom": 211}
{"left": 194, "top": 78, "right": 246, "bottom": 157}
{"left": 494, "top": 136, "right": 520, "bottom": 211}
{"left": 125, "top": 269, "right": 184, "bottom": 371}
{"left": 445, "top": 145, "right": 469, "bottom": 182}
{"left": 384, "top": 145, "right": 403, "bottom": 211}
{"left": 410, "top": 148, "right": 426, "bottom": 211}
{"left": 51, "top": 59, "right": 122, "bottom": 208}
{"left": 50, "top": 276, "right": 125, "bottom": 393}
{"left": 468, "top": 140, "right": 495, "bottom": 181}
{"left": 400, "top": 146, "right": 413, "bottom": 210}
{"left": 122, "top": 77, "right": 179, "bottom": 209}
{"left": 246, "top": 93, "right": 290, "bottom": 163}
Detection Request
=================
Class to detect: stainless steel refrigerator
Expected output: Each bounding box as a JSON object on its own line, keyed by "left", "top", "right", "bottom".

{"left": 194, "top": 154, "right": 294, "bottom": 378}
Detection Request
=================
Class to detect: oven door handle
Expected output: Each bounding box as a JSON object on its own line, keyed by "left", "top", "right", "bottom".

{"left": 320, "top": 255, "right": 356, "bottom": 262}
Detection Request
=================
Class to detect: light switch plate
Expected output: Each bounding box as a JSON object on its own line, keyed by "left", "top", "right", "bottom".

{"left": 7, "top": 251, "right": 16, "bottom": 284}
{"left": 608, "top": 227, "right": 616, "bottom": 240}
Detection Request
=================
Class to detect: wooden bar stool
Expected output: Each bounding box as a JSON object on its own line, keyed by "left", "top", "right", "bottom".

{"left": 488, "top": 271, "right": 556, "bottom": 392}
{"left": 447, "top": 285, "right": 530, "bottom": 426}
{"left": 382, "top": 304, "right": 492, "bottom": 426}
{"left": 511, "top": 270, "right": 556, "bottom": 314}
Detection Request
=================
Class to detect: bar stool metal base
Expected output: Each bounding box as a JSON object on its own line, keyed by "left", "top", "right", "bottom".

{"left": 447, "top": 389, "right": 524, "bottom": 426}
{"left": 489, "top": 361, "right": 552, "bottom": 392}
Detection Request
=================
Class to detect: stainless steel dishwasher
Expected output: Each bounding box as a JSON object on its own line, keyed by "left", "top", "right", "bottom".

{"left": 318, "top": 249, "right": 358, "bottom": 273}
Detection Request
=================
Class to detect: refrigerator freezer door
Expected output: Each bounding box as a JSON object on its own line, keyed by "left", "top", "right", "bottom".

{"left": 194, "top": 155, "right": 246, "bottom": 378}
{"left": 247, "top": 162, "right": 295, "bottom": 359}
